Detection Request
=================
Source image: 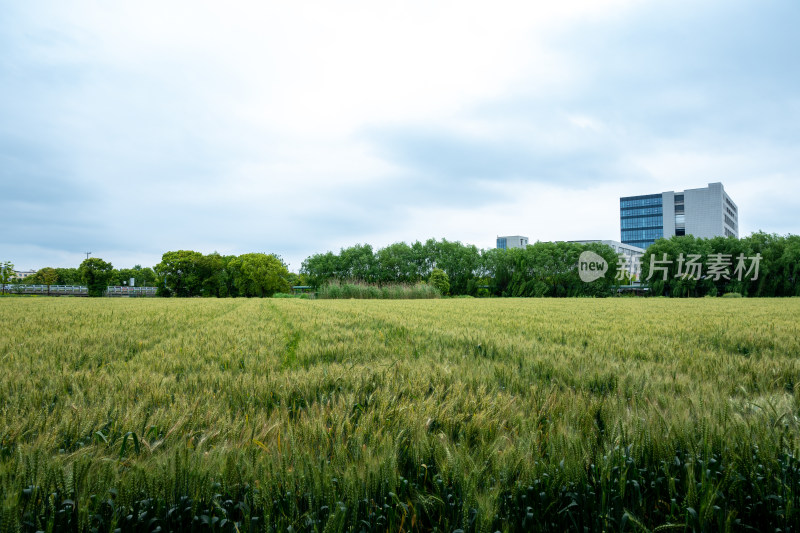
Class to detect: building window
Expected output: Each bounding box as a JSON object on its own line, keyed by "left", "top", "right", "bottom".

{"left": 621, "top": 228, "right": 664, "bottom": 241}
{"left": 620, "top": 205, "right": 663, "bottom": 216}
{"left": 620, "top": 194, "right": 662, "bottom": 209}
{"left": 621, "top": 215, "right": 663, "bottom": 229}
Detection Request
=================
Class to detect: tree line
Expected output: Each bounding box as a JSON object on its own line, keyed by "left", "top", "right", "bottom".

{"left": 154, "top": 250, "right": 292, "bottom": 297}
{"left": 1, "top": 258, "right": 155, "bottom": 297}
{"left": 4, "top": 232, "right": 797, "bottom": 298}
{"left": 641, "top": 232, "right": 800, "bottom": 297}
{"left": 299, "top": 233, "right": 799, "bottom": 297}
{"left": 301, "top": 239, "right": 622, "bottom": 297}
{"left": 9, "top": 264, "right": 157, "bottom": 288}
{"left": 2, "top": 252, "right": 293, "bottom": 298}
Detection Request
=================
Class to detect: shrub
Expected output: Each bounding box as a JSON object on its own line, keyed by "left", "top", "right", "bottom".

{"left": 156, "top": 285, "right": 172, "bottom": 297}
{"left": 317, "top": 281, "right": 440, "bottom": 299}
{"left": 429, "top": 268, "right": 450, "bottom": 295}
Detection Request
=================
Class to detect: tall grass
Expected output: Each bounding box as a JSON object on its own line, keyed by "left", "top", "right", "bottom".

{"left": 0, "top": 298, "right": 799, "bottom": 531}
{"left": 317, "top": 280, "right": 440, "bottom": 299}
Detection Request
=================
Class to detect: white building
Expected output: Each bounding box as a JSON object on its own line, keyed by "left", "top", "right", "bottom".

{"left": 496, "top": 235, "right": 529, "bottom": 250}
{"left": 620, "top": 182, "right": 738, "bottom": 249}
{"left": 13, "top": 270, "right": 36, "bottom": 280}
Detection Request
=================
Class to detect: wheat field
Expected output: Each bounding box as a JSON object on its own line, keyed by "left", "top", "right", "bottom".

{"left": 1, "top": 297, "right": 799, "bottom": 531}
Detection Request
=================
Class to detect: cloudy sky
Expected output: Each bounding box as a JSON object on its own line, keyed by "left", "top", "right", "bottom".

{"left": 2, "top": 0, "right": 798, "bottom": 271}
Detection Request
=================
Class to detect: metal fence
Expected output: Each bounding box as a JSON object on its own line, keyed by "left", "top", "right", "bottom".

{"left": 2, "top": 284, "right": 88, "bottom": 295}
{"left": 1, "top": 284, "right": 157, "bottom": 296}
{"left": 105, "top": 286, "right": 157, "bottom": 296}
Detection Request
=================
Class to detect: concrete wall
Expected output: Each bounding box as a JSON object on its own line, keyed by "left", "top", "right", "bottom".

{"left": 685, "top": 182, "right": 725, "bottom": 239}
{"left": 722, "top": 189, "right": 739, "bottom": 237}
{"left": 662, "top": 191, "right": 675, "bottom": 239}
{"left": 499, "top": 236, "right": 529, "bottom": 249}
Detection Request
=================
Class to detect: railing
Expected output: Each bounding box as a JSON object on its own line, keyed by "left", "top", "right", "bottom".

{"left": 2, "top": 284, "right": 88, "bottom": 295}
{"left": 1, "top": 284, "right": 157, "bottom": 296}
{"left": 105, "top": 286, "right": 157, "bottom": 296}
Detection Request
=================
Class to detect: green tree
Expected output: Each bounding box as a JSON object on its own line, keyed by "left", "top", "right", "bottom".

{"left": 639, "top": 234, "right": 795, "bottom": 297}
{"left": 22, "top": 270, "right": 44, "bottom": 285}
{"left": 1, "top": 261, "right": 13, "bottom": 294}
{"left": 39, "top": 267, "right": 58, "bottom": 295}
{"left": 197, "top": 253, "right": 225, "bottom": 297}
{"left": 481, "top": 247, "right": 515, "bottom": 296}
{"left": 339, "top": 244, "right": 377, "bottom": 282}
{"left": 156, "top": 250, "right": 207, "bottom": 297}
{"left": 374, "top": 241, "right": 430, "bottom": 284}
{"left": 228, "top": 253, "right": 291, "bottom": 297}
{"left": 114, "top": 265, "right": 157, "bottom": 288}
{"left": 79, "top": 258, "right": 114, "bottom": 297}
{"left": 301, "top": 251, "right": 341, "bottom": 288}
{"left": 424, "top": 239, "right": 481, "bottom": 295}
{"left": 286, "top": 272, "right": 308, "bottom": 289}
{"left": 55, "top": 267, "right": 81, "bottom": 285}
{"left": 482, "top": 241, "right": 618, "bottom": 297}
{"left": 777, "top": 235, "right": 800, "bottom": 296}
{"left": 429, "top": 268, "right": 450, "bottom": 295}
{"left": 746, "top": 232, "right": 782, "bottom": 296}
{"left": 218, "top": 255, "right": 239, "bottom": 297}
{"left": 376, "top": 242, "right": 415, "bottom": 284}
{"left": 471, "top": 276, "right": 491, "bottom": 297}
{"left": 577, "top": 242, "right": 621, "bottom": 297}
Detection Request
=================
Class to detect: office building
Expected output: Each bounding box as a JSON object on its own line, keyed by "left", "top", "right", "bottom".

{"left": 496, "top": 235, "right": 529, "bottom": 250}
{"left": 620, "top": 182, "right": 738, "bottom": 249}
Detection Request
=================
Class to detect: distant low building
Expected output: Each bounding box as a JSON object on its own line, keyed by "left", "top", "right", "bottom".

{"left": 13, "top": 270, "right": 36, "bottom": 280}
{"left": 496, "top": 235, "right": 529, "bottom": 250}
{"left": 571, "top": 239, "right": 645, "bottom": 281}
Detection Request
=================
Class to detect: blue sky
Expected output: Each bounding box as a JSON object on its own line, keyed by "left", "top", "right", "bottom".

{"left": 2, "top": 0, "right": 798, "bottom": 271}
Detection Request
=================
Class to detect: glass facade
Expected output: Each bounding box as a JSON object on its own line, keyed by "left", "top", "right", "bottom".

{"left": 618, "top": 206, "right": 662, "bottom": 216}
{"left": 621, "top": 215, "right": 662, "bottom": 229}
{"left": 621, "top": 228, "right": 664, "bottom": 241}
{"left": 496, "top": 237, "right": 507, "bottom": 250}
{"left": 620, "top": 194, "right": 663, "bottom": 249}
{"left": 620, "top": 195, "right": 662, "bottom": 208}
{"left": 621, "top": 184, "right": 737, "bottom": 246}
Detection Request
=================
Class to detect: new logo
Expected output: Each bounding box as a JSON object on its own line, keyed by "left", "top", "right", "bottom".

{"left": 578, "top": 251, "right": 608, "bottom": 282}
